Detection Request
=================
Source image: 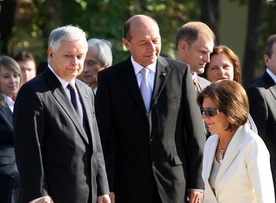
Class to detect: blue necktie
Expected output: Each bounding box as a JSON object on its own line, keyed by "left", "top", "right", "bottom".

{"left": 140, "top": 68, "right": 152, "bottom": 113}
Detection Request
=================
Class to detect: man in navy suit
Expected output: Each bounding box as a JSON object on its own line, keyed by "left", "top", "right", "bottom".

{"left": 247, "top": 34, "right": 276, "bottom": 200}
{"left": 95, "top": 15, "right": 205, "bottom": 203}
{"left": 13, "top": 25, "right": 110, "bottom": 203}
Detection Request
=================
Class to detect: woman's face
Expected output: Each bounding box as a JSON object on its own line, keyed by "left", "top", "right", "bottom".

{"left": 201, "top": 96, "right": 229, "bottom": 135}
{"left": 206, "top": 53, "right": 234, "bottom": 82}
{"left": 0, "top": 67, "right": 21, "bottom": 98}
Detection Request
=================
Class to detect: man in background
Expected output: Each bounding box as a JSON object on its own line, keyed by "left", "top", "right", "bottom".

{"left": 81, "top": 38, "right": 112, "bottom": 95}
{"left": 14, "top": 51, "right": 37, "bottom": 84}
{"left": 175, "top": 21, "right": 215, "bottom": 93}
{"left": 247, "top": 34, "right": 276, "bottom": 200}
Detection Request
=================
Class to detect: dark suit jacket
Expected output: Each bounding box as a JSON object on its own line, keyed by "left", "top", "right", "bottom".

{"left": 247, "top": 71, "right": 276, "bottom": 196}
{"left": 0, "top": 104, "right": 20, "bottom": 202}
{"left": 95, "top": 56, "right": 205, "bottom": 203}
{"left": 13, "top": 68, "right": 109, "bottom": 203}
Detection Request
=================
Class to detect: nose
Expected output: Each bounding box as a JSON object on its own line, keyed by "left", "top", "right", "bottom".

{"left": 201, "top": 113, "right": 208, "bottom": 119}
{"left": 83, "top": 63, "right": 89, "bottom": 72}
{"left": 147, "top": 41, "right": 155, "bottom": 52}
{"left": 70, "top": 56, "right": 81, "bottom": 65}
{"left": 203, "top": 53, "right": 210, "bottom": 63}
{"left": 217, "top": 67, "right": 225, "bottom": 75}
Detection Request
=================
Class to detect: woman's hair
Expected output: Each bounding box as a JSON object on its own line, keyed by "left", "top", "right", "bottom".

{"left": 201, "top": 45, "right": 242, "bottom": 84}
{"left": 0, "top": 55, "right": 22, "bottom": 105}
{"left": 197, "top": 80, "right": 248, "bottom": 132}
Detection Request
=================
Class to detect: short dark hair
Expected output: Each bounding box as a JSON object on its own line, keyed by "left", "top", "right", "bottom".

{"left": 175, "top": 21, "right": 215, "bottom": 49}
{"left": 197, "top": 80, "right": 248, "bottom": 132}
{"left": 265, "top": 34, "right": 276, "bottom": 58}
{"left": 14, "top": 51, "right": 35, "bottom": 62}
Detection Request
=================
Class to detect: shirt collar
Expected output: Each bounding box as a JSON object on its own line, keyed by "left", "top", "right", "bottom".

{"left": 192, "top": 72, "right": 198, "bottom": 80}
{"left": 2, "top": 93, "right": 14, "bottom": 107}
{"left": 131, "top": 56, "right": 157, "bottom": 75}
{"left": 266, "top": 68, "right": 276, "bottom": 84}
{"left": 48, "top": 65, "right": 76, "bottom": 89}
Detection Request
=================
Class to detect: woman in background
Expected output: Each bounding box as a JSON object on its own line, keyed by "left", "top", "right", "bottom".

{"left": 201, "top": 45, "right": 241, "bottom": 83}
{"left": 200, "top": 45, "right": 257, "bottom": 133}
{"left": 0, "top": 55, "right": 23, "bottom": 203}
{"left": 197, "top": 80, "right": 274, "bottom": 203}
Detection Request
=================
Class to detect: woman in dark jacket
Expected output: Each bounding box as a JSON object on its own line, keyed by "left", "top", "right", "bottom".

{"left": 0, "top": 55, "right": 23, "bottom": 203}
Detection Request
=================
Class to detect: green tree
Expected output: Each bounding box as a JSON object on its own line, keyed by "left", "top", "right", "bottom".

{"left": 2, "top": 0, "right": 200, "bottom": 64}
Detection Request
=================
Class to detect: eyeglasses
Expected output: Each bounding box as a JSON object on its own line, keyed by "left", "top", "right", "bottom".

{"left": 200, "top": 108, "right": 221, "bottom": 117}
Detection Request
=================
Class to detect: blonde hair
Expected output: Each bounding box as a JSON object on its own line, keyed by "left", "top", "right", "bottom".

{"left": 0, "top": 56, "right": 22, "bottom": 105}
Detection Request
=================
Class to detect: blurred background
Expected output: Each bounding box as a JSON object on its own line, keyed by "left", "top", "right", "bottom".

{"left": 0, "top": 0, "right": 275, "bottom": 87}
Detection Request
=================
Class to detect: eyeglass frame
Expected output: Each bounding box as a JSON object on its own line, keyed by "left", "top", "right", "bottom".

{"left": 200, "top": 107, "right": 221, "bottom": 117}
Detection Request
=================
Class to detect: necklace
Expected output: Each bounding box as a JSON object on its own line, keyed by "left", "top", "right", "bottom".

{"left": 219, "top": 142, "right": 227, "bottom": 162}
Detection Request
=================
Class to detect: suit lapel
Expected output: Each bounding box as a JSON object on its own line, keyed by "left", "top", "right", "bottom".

{"left": 151, "top": 57, "right": 171, "bottom": 109}
{"left": 75, "top": 81, "right": 93, "bottom": 145}
{"left": 269, "top": 84, "right": 276, "bottom": 100}
{"left": 119, "top": 57, "right": 171, "bottom": 113}
{"left": 0, "top": 105, "right": 13, "bottom": 127}
{"left": 119, "top": 58, "right": 146, "bottom": 112}
{"left": 216, "top": 127, "right": 244, "bottom": 182}
{"left": 44, "top": 68, "right": 89, "bottom": 144}
{"left": 205, "top": 135, "right": 219, "bottom": 180}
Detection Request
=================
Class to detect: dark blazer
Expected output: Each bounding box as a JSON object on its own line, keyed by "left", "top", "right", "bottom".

{"left": 13, "top": 68, "right": 109, "bottom": 203}
{"left": 247, "top": 71, "right": 276, "bottom": 198}
{"left": 95, "top": 56, "right": 205, "bottom": 203}
{"left": 0, "top": 104, "right": 20, "bottom": 202}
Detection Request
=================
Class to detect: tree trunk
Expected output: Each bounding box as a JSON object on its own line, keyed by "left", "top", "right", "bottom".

{"left": 200, "top": 0, "right": 219, "bottom": 44}
{"left": 243, "top": 0, "right": 263, "bottom": 88}
{"left": 0, "top": 0, "right": 17, "bottom": 54}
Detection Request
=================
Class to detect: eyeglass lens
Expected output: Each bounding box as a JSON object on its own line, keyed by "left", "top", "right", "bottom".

{"left": 200, "top": 108, "right": 220, "bottom": 117}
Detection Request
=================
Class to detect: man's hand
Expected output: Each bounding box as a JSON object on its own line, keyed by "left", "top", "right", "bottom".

{"left": 110, "top": 192, "right": 115, "bottom": 203}
{"left": 30, "top": 196, "right": 54, "bottom": 203}
{"left": 97, "top": 194, "right": 111, "bottom": 203}
{"left": 188, "top": 189, "right": 203, "bottom": 203}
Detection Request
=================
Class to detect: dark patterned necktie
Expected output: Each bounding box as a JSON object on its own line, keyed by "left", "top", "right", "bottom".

{"left": 67, "top": 83, "right": 83, "bottom": 122}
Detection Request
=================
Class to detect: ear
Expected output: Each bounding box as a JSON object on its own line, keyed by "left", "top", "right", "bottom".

{"left": 122, "top": 38, "right": 130, "bottom": 50}
{"left": 264, "top": 54, "right": 270, "bottom": 67}
{"left": 178, "top": 40, "right": 188, "bottom": 53}
{"left": 48, "top": 47, "right": 53, "bottom": 58}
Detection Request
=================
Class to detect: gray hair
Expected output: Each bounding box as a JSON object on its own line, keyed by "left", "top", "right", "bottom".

{"left": 48, "top": 25, "right": 88, "bottom": 52}
{"left": 87, "top": 38, "right": 113, "bottom": 67}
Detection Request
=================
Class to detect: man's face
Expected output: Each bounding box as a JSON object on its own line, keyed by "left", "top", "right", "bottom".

{"left": 48, "top": 39, "right": 87, "bottom": 82}
{"left": 122, "top": 18, "right": 161, "bottom": 67}
{"left": 178, "top": 35, "right": 214, "bottom": 74}
{"left": 81, "top": 46, "right": 107, "bottom": 89}
{"left": 264, "top": 42, "right": 276, "bottom": 76}
{"left": 18, "top": 60, "right": 36, "bottom": 84}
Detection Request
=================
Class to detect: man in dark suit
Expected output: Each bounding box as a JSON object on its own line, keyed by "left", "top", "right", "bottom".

{"left": 175, "top": 21, "right": 215, "bottom": 93}
{"left": 95, "top": 15, "right": 205, "bottom": 203}
{"left": 13, "top": 25, "right": 110, "bottom": 203}
{"left": 247, "top": 34, "right": 276, "bottom": 199}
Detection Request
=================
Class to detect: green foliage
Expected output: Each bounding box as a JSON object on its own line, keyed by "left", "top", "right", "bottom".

{"left": 10, "top": 0, "right": 199, "bottom": 64}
